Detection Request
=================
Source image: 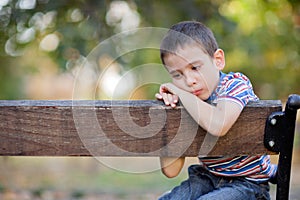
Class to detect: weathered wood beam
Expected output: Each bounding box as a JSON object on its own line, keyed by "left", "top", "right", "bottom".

{"left": 0, "top": 100, "right": 282, "bottom": 157}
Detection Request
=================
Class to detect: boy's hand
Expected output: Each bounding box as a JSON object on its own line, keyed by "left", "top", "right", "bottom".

{"left": 155, "top": 83, "right": 179, "bottom": 108}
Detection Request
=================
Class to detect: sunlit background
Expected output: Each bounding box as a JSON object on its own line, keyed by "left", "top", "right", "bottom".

{"left": 0, "top": 0, "right": 300, "bottom": 199}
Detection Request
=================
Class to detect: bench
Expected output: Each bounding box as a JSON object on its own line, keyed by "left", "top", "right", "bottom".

{"left": 0, "top": 94, "right": 299, "bottom": 199}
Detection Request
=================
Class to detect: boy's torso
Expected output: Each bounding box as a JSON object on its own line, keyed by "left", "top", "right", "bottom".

{"left": 200, "top": 71, "right": 276, "bottom": 183}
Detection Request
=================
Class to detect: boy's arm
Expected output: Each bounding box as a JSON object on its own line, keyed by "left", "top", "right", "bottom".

{"left": 156, "top": 82, "right": 243, "bottom": 178}
{"left": 157, "top": 83, "right": 243, "bottom": 137}
{"left": 160, "top": 157, "right": 185, "bottom": 178}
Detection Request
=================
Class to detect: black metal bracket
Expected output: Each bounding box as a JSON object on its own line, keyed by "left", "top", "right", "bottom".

{"left": 264, "top": 111, "right": 284, "bottom": 153}
{"left": 264, "top": 94, "right": 300, "bottom": 200}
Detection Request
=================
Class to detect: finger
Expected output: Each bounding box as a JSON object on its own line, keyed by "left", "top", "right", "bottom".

{"left": 167, "top": 93, "right": 174, "bottom": 106}
{"left": 160, "top": 84, "right": 173, "bottom": 95}
{"left": 173, "top": 95, "right": 179, "bottom": 104}
{"left": 155, "top": 93, "right": 163, "bottom": 100}
{"left": 170, "top": 95, "right": 178, "bottom": 108}
{"left": 159, "top": 84, "right": 167, "bottom": 93}
{"left": 164, "top": 83, "right": 176, "bottom": 95}
{"left": 162, "top": 92, "right": 170, "bottom": 105}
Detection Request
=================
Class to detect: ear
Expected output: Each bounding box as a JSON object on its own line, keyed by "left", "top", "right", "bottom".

{"left": 213, "top": 49, "right": 225, "bottom": 70}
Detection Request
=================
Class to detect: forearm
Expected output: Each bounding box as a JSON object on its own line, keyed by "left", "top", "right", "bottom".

{"left": 175, "top": 90, "right": 210, "bottom": 127}
{"left": 172, "top": 87, "right": 239, "bottom": 137}
{"left": 175, "top": 90, "right": 220, "bottom": 135}
{"left": 156, "top": 83, "right": 242, "bottom": 137}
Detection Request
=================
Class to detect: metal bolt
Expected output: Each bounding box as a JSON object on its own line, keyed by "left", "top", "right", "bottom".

{"left": 269, "top": 140, "right": 275, "bottom": 147}
{"left": 270, "top": 118, "right": 277, "bottom": 125}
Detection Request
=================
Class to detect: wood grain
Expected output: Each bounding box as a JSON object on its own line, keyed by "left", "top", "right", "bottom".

{"left": 0, "top": 100, "right": 282, "bottom": 157}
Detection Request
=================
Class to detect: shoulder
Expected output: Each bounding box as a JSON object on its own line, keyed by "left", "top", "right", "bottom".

{"left": 219, "top": 72, "right": 254, "bottom": 95}
{"left": 220, "top": 72, "right": 252, "bottom": 87}
{"left": 217, "top": 72, "right": 258, "bottom": 108}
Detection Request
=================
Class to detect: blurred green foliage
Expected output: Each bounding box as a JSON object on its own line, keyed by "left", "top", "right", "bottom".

{"left": 0, "top": 0, "right": 299, "bottom": 100}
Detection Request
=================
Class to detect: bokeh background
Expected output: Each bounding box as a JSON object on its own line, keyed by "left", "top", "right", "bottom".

{"left": 0, "top": 0, "right": 299, "bottom": 199}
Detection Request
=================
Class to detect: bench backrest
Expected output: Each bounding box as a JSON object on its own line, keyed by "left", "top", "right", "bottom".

{"left": 0, "top": 99, "right": 281, "bottom": 157}
{"left": 0, "top": 94, "right": 299, "bottom": 200}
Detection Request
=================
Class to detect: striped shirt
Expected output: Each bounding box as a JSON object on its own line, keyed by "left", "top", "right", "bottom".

{"left": 201, "top": 72, "right": 277, "bottom": 183}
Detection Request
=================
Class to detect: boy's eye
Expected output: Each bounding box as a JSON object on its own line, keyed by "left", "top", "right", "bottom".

{"left": 171, "top": 72, "right": 182, "bottom": 79}
{"left": 191, "top": 65, "right": 201, "bottom": 70}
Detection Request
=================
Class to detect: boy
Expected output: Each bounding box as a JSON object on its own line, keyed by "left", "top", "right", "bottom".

{"left": 155, "top": 21, "right": 276, "bottom": 200}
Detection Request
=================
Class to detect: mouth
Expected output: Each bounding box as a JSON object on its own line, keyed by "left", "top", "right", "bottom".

{"left": 192, "top": 89, "right": 202, "bottom": 96}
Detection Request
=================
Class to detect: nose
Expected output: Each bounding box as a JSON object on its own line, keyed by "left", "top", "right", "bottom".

{"left": 185, "top": 72, "right": 197, "bottom": 87}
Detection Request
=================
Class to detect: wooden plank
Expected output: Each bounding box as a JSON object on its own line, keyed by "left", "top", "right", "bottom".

{"left": 0, "top": 100, "right": 282, "bottom": 157}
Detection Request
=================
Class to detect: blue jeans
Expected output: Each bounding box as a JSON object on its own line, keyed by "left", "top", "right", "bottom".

{"left": 159, "top": 165, "right": 270, "bottom": 200}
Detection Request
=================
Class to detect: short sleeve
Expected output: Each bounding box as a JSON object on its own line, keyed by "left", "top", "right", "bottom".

{"left": 217, "top": 73, "right": 258, "bottom": 109}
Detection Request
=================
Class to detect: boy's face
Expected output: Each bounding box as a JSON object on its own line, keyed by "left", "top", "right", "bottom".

{"left": 163, "top": 44, "right": 225, "bottom": 100}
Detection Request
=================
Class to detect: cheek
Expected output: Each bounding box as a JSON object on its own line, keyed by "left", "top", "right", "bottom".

{"left": 172, "top": 79, "right": 186, "bottom": 90}
{"left": 201, "top": 68, "right": 218, "bottom": 87}
{"left": 206, "top": 73, "right": 219, "bottom": 92}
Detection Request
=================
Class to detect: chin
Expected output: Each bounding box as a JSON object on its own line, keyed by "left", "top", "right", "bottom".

{"left": 198, "top": 95, "right": 209, "bottom": 101}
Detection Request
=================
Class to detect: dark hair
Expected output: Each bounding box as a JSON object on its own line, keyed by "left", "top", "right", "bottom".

{"left": 160, "top": 21, "right": 219, "bottom": 65}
